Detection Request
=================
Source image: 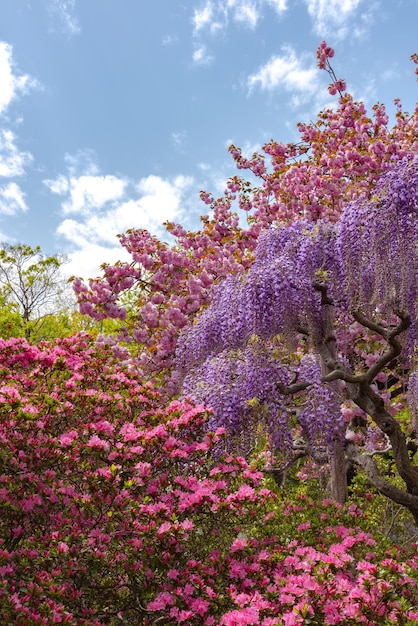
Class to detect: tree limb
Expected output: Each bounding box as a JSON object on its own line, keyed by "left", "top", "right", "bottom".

{"left": 345, "top": 442, "right": 418, "bottom": 525}
{"left": 352, "top": 309, "right": 411, "bottom": 383}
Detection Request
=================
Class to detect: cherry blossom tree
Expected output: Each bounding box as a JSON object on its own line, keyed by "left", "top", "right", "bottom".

{"left": 72, "top": 44, "right": 418, "bottom": 389}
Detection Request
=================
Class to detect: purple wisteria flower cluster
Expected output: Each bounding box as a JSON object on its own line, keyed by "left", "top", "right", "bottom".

{"left": 337, "top": 156, "right": 418, "bottom": 350}
{"left": 177, "top": 157, "right": 418, "bottom": 477}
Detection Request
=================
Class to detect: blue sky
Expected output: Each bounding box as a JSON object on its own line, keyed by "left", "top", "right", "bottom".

{"left": 0, "top": 0, "right": 417, "bottom": 280}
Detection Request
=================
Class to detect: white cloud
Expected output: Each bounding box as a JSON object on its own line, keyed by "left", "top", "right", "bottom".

{"left": 0, "top": 42, "right": 36, "bottom": 115}
{"left": 191, "top": 0, "right": 370, "bottom": 67}
{"left": 46, "top": 156, "right": 195, "bottom": 278}
{"left": 196, "top": 155, "right": 239, "bottom": 196}
{"left": 45, "top": 174, "right": 127, "bottom": 214}
{"left": 65, "top": 242, "right": 132, "bottom": 281}
{"left": 224, "top": 0, "right": 260, "bottom": 28}
{"left": 267, "top": 0, "right": 287, "bottom": 10}
{"left": 45, "top": 0, "right": 81, "bottom": 36}
{"left": 44, "top": 174, "right": 69, "bottom": 196}
{"left": 380, "top": 66, "right": 398, "bottom": 82}
{"left": 0, "top": 130, "right": 33, "bottom": 178}
{"left": 248, "top": 46, "right": 319, "bottom": 98}
{"left": 303, "top": 0, "right": 368, "bottom": 38}
{"left": 225, "top": 138, "right": 262, "bottom": 158}
{"left": 194, "top": 2, "right": 216, "bottom": 32}
{"left": 162, "top": 35, "right": 178, "bottom": 46}
{"left": 71, "top": 173, "right": 193, "bottom": 244}
{"left": 233, "top": 1, "right": 259, "bottom": 28}
{"left": 0, "top": 43, "right": 36, "bottom": 193}
{"left": 193, "top": 45, "right": 214, "bottom": 65}
{"left": 192, "top": 0, "right": 287, "bottom": 35}
{"left": 0, "top": 182, "right": 28, "bottom": 215}
{"left": 171, "top": 131, "right": 187, "bottom": 151}
{"left": 135, "top": 175, "right": 193, "bottom": 227}
{"left": 192, "top": 0, "right": 258, "bottom": 37}
{"left": 64, "top": 148, "right": 99, "bottom": 176}
{"left": 191, "top": 0, "right": 288, "bottom": 63}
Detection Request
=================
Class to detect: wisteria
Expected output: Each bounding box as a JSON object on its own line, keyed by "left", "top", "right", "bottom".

{"left": 176, "top": 219, "right": 336, "bottom": 375}
{"left": 182, "top": 341, "right": 293, "bottom": 457}
{"left": 179, "top": 158, "right": 418, "bottom": 518}
{"left": 336, "top": 156, "right": 418, "bottom": 343}
{"left": 297, "top": 354, "right": 343, "bottom": 456}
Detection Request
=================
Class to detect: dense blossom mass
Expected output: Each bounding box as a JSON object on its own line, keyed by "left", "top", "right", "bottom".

{"left": 179, "top": 158, "right": 418, "bottom": 368}
{"left": 0, "top": 335, "right": 268, "bottom": 623}
{"left": 2, "top": 336, "right": 418, "bottom": 624}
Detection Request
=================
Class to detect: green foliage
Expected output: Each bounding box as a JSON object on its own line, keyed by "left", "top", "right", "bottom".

{"left": 0, "top": 243, "right": 71, "bottom": 337}
{"left": 349, "top": 461, "right": 418, "bottom": 548}
{"left": 0, "top": 292, "right": 25, "bottom": 339}
{"left": 0, "top": 243, "right": 118, "bottom": 342}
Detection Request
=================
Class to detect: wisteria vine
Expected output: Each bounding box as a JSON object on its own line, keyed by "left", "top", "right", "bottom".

{"left": 178, "top": 157, "right": 418, "bottom": 518}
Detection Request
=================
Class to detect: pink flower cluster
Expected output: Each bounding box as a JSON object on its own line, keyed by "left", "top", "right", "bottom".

{"left": 0, "top": 335, "right": 269, "bottom": 624}
{"left": 316, "top": 40, "right": 334, "bottom": 70}
{"left": 1, "top": 335, "right": 418, "bottom": 624}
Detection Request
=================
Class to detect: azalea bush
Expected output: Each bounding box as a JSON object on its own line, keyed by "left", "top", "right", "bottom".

{"left": 0, "top": 335, "right": 418, "bottom": 624}
{"left": 0, "top": 335, "right": 273, "bottom": 624}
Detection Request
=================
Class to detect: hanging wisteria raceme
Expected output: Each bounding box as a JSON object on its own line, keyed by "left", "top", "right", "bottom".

{"left": 409, "top": 370, "right": 418, "bottom": 433}
{"left": 182, "top": 341, "right": 293, "bottom": 456}
{"left": 177, "top": 219, "right": 337, "bottom": 375}
{"left": 336, "top": 156, "right": 418, "bottom": 356}
{"left": 297, "top": 354, "right": 344, "bottom": 455}
{"left": 242, "top": 221, "right": 327, "bottom": 346}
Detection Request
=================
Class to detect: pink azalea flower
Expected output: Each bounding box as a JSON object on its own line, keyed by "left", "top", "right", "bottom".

{"left": 86, "top": 434, "right": 109, "bottom": 450}
{"left": 220, "top": 607, "right": 260, "bottom": 625}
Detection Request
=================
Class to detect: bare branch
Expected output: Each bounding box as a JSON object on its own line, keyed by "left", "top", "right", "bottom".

{"left": 322, "top": 369, "right": 366, "bottom": 384}
{"left": 312, "top": 280, "right": 333, "bottom": 305}
{"left": 352, "top": 309, "right": 410, "bottom": 383}
{"left": 276, "top": 380, "right": 311, "bottom": 395}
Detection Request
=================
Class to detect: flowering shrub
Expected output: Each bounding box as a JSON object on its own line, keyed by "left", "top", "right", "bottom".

{"left": 143, "top": 489, "right": 418, "bottom": 625}
{"left": 0, "top": 335, "right": 276, "bottom": 624}
{"left": 0, "top": 335, "right": 418, "bottom": 624}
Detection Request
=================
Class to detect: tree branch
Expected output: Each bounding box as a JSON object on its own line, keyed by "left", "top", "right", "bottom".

{"left": 352, "top": 309, "right": 411, "bottom": 383}
{"left": 345, "top": 442, "right": 418, "bottom": 525}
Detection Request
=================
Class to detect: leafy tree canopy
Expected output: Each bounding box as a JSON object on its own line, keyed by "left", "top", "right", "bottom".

{"left": 0, "top": 243, "right": 73, "bottom": 339}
